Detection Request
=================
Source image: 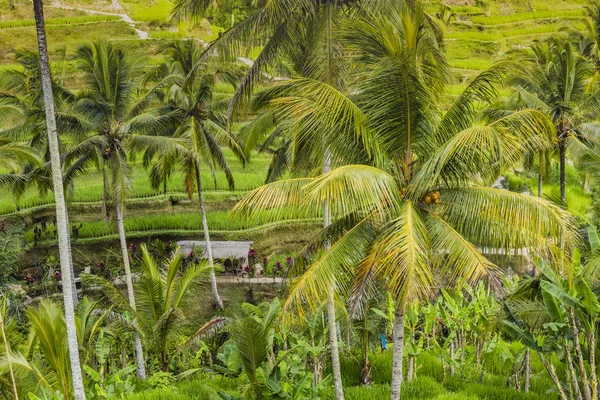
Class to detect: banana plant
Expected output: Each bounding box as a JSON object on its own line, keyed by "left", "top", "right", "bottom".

{"left": 503, "top": 245, "right": 600, "bottom": 400}
{"left": 404, "top": 300, "right": 422, "bottom": 382}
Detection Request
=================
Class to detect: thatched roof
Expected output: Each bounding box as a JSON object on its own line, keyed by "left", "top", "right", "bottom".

{"left": 176, "top": 241, "right": 253, "bottom": 259}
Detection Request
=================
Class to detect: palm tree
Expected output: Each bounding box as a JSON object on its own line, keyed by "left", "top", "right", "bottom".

{"left": 63, "top": 41, "right": 183, "bottom": 380}
{"left": 233, "top": 3, "right": 577, "bottom": 400}
{"left": 133, "top": 40, "right": 245, "bottom": 310}
{"left": 31, "top": 1, "right": 85, "bottom": 398}
{"left": 0, "top": 48, "right": 90, "bottom": 304}
{"left": 507, "top": 37, "right": 600, "bottom": 205}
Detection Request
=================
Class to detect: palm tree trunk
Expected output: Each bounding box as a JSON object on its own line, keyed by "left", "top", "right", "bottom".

{"left": 195, "top": 162, "right": 224, "bottom": 309}
{"left": 65, "top": 212, "right": 78, "bottom": 308}
{"left": 559, "top": 138, "right": 566, "bottom": 205}
{"left": 32, "top": 1, "right": 85, "bottom": 398}
{"left": 322, "top": 152, "right": 345, "bottom": 400}
{"left": 362, "top": 316, "right": 371, "bottom": 385}
{"left": 327, "top": 291, "right": 345, "bottom": 400}
{"left": 116, "top": 201, "right": 146, "bottom": 380}
{"left": 0, "top": 302, "right": 18, "bottom": 400}
{"left": 390, "top": 302, "right": 405, "bottom": 400}
{"left": 524, "top": 348, "right": 531, "bottom": 393}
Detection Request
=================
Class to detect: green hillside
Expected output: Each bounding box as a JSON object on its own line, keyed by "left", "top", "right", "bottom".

{"left": 0, "top": 0, "right": 592, "bottom": 263}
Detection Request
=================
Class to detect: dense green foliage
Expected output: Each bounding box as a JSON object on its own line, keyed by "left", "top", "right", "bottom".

{"left": 4, "top": 0, "right": 600, "bottom": 400}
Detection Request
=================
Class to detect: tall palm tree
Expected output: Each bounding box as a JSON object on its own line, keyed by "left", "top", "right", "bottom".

{"left": 133, "top": 40, "right": 245, "bottom": 310}
{"left": 31, "top": 1, "right": 85, "bottom": 398}
{"left": 63, "top": 41, "right": 179, "bottom": 379}
{"left": 174, "top": 2, "right": 379, "bottom": 396}
{"left": 233, "top": 4, "right": 577, "bottom": 400}
{"left": 507, "top": 37, "right": 600, "bottom": 205}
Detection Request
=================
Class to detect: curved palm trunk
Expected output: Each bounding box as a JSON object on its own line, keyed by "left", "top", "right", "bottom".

{"left": 323, "top": 154, "right": 345, "bottom": 400}
{"left": 391, "top": 303, "right": 405, "bottom": 400}
{"left": 32, "top": 1, "right": 85, "bottom": 398}
{"left": 195, "top": 162, "right": 224, "bottom": 309}
{"left": 116, "top": 201, "right": 147, "bottom": 379}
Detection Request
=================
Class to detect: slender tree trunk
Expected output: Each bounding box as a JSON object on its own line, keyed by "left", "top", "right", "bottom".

{"left": 121, "top": 342, "right": 128, "bottom": 369}
{"left": 116, "top": 201, "right": 146, "bottom": 379}
{"left": 390, "top": 303, "right": 405, "bottom": 400}
{"left": 362, "top": 317, "right": 372, "bottom": 385}
{"left": 450, "top": 340, "right": 455, "bottom": 377}
{"left": 323, "top": 152, "right": 345, "bottom": 400}
{"left": 559, "top": 138, "right": 566, "bottom": 205}
{"left": 479, "top": 358, "right": 485, "bottom": 383}
{"left": 590, "top": 330, "right": 597, "bottom": 400}
{"left": 0, "top": 303, "right": 18, "bottom": 400}
{"left": 540, "top": 353, "right": 568, "bottom": 400}
{"left": 102, "top": 167, "right": 109, "bottom": 228}
{"left": 524, "top": 348, "right": 531, "bottom": 393}
{"left": 32, "top": 1, "right": 85, "bottom": 398}
{"left": 327, "top": 292, "right": 345, "bottom": 400}
{"left": 311, "top": 336, "right": 323, "bottom": 388}
{"left": 571, "top": 309, "right": 592, "bottom": 400}
{"left": 195, "top": 162, "right": 224, "bottom": 309}
{"left": 407, "top": 356, "right": 414, "bottom": 382}
{"left": 566, "top": 339, "right": 583, "bottom": 400}
{"left": 65, "top": 212, "right": 78, "bottom": 308}
{"left": 441, "top": 353, "right": 447, "bottom": 380}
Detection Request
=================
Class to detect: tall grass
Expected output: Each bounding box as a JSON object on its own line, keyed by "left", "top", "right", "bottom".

{"left": 321, "top": 378, "right": 445, "bottom": 400}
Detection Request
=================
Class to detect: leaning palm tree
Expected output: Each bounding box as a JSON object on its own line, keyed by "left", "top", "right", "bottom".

{"left": 233, "top": 4, "right": 577, "bottom": 400}
{"left": 31, "top": 1, "right": 85, "bottom": 398}
{"left": 133, "top": 40, "right": 245, "bottom": 310}
{"left": 506, "top": 37, "right": 600, "bottom": 205}
{"left": 63, "top": 41, "right": 179, "bottom": 379}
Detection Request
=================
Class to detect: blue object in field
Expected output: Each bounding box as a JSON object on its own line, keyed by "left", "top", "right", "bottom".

{"left": 380, "top": 334, "right": 388, "bottom": 351}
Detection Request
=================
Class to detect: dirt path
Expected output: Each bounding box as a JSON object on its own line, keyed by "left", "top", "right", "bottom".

{"left": 49, "top": 1, "right": 149, "bottom": 39}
